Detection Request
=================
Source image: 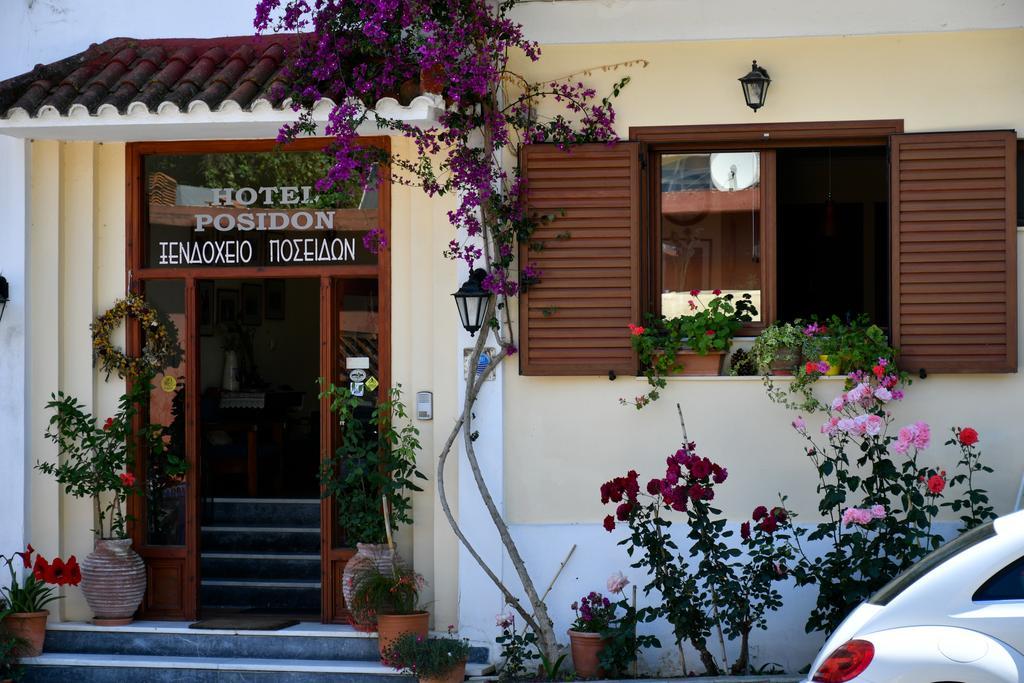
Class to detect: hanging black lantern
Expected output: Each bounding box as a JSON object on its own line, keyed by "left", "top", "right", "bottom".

{"left": 739, "top": 60, "right": 771, "bottom": 112}
{"left": 453, "top": 268, "right": 491, "bottom": 336}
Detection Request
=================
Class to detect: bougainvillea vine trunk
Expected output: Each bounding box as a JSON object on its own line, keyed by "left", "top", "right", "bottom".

{"left": 255, "top": 0, "right": 632, "bottom": 662}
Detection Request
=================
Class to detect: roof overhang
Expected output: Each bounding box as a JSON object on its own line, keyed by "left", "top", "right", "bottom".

{"left": 0, "top": 95, "right": 444, "bottom": 141}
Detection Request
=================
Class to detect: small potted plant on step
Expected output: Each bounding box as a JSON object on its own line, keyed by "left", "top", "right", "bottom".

{"left": 567, "top": 591, "right": 620, "bottom": 678}
{"left": 351, "top": 564, "right": 429, "bottom": 661}
{"left": 38, "top": 375, "right": 166, "bottom": 626}
{"left": 627, "top": 291, "right": 757, "bottom": 408}
{"left": 0, "top": 628, "right": 26, "bottom": 682}
{"left": 383, "top": 627, "right": 471, "bottom": 683}
{"left": 1, "top": 545, "right": 81, "bottom": 656}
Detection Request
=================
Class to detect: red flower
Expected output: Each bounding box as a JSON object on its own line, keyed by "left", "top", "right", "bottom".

{"left": 47, "top": 557, "right": 67, "bottom": 586}
{"left": 805, "top": 361, "right": 818, "bottom": 374}
{"left": 103, "top": 417, "right": 114, "bottom": 431}
{"left": 628, "top": 323, "right": 645, "bottom": 336}
{"left": 33, "top": 554, "right": 49, "bottom": 582}
{"left": 66, "top": 555, "right": 82, "bottom": 586}
{"left": 615, "top": 502, "right": 633, "bottom": 521}
{"left": 602, "top": 515, "right": 615, "bottom": 532}
{"left": 119, "top": 472, "right": 136, "bottom": 487}
{"left": 705, "top": 329, "right": 715, "bottom": 336}
{"left": 689, "top": 289, "right": 701, "bottom": 296}
{"left": 772, "top": 507, "right": 788, "bottom": 524}
{"left": 872, "top": 365, "right": 885, "bottom": 379}
{"left": 740, "top": 521, "right": 751, "bottom": 540}
{"left": 958, "top": 427, "right": 979, "bottom": 446}
{"left": 712, "top": 289, "right": 722, "bottom": 295}
{"left": 758, "top": 515, "right": 779, "bottom": 534}
{"left": 15, "top": 544, "right": 34, "bottom": 569}
{"left": 752, "top": 505, "right": 768, "bottom": 521}
{"left": 927, "top": 474, "right": 946, "bottom": 495}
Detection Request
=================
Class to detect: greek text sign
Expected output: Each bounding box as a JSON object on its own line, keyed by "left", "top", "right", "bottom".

{"left": 143, "top": 151, "right": 379, "bottom": 269}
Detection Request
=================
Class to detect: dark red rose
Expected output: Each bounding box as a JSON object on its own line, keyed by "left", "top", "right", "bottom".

{"left": 688, "top": 484, "right": 706, "bottom": 502}
{"left": 758, "top": 515, "right": 779, "bottom": 534}
{"left": 958, "top": 427, "right": 979, "bottom": 446}
{"left": 615, "top": 502, "right": 633, "bottom": 521}
{"left": 740, "top": 522, "right": 751, "bottom": 540}
{"left": 646, "top": 478, "right": 661, "bottom": 495}
{"left": 752, "top": 505, "right": 768, "bottom": 521}
{"left": 712, "top": 465, "right": 727, "bottom": 484}
{"left": 603, "top": 515, "right": 615, "bottom": 532}
{"left": 772, "top": 507, "right": 788, "bottom": 523}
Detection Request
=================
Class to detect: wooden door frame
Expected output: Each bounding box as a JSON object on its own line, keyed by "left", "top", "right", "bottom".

{"left": 126, "top": 137, "right": 391, "bottom": 621}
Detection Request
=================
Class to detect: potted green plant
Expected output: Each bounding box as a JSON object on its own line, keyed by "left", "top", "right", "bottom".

{"left": 1, "top": 545, "right": 80, "bottom": 656}
{"left": 0, "top": 628, "right": 26, "bottom": 682}
{"left": 38, "top": 374, "right": 167, "bottom": 626}
{"left": 383, "top": 628, "right": 471, "bottom": 683}
{"left": 567, "top": 590, "right": 621, "bottom": 678}
{"left": 350, "top": 565, "right": 429, "bottom": 661}
{"left": 749, "top": 322, "right": 806, "bottom": 375}
{"left": 319, "top": 382, "right": 425, "bottom": 630}
{"left": 627, "top": 291, "right": 757, "bottom": 408}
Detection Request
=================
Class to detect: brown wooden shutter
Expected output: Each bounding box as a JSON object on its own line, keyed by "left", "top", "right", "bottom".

{"left": 891, "top": 131, "right": 1017, "bottom": 374}
{"left": 519, "top": 143, "right": 641, "bottom": 376}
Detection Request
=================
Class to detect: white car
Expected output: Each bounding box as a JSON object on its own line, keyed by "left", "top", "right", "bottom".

{"left": 806, "top": 510, "right": 1024, "bottom": 683}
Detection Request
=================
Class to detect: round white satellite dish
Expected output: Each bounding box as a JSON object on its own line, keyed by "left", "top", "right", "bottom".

{"left": 709, "top": 152, "right": 759, "bottom": 192}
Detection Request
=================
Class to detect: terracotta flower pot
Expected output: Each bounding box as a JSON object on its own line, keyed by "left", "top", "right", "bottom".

{"left": 419, "top": 64, "right": 446, "bottom": 95}
{"left": 420, "top": 658, "right": 467, "bottom": 683}
{"left": 568, "top": 630, "right": 609, "bottom": 678}
{"left": 81, "top": 538, "right": 146, "bottom": 626}
{"left": 770, "top": 346, "right": 800, "bottom": 375}
{"left": 2, "top": 610, "right": 48, "bottom": 657}
{"left": 376, "top": 611, "right": 430, "bottom": 661}
{"left": 343, "top": 544, "right": 405, "bottom": 630}
{"left": 672, "top": 349, "right": 726, "bottom": 376}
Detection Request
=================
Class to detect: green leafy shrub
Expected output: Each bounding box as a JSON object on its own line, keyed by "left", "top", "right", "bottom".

{"left": 383, "top": 629, "right": 471, "bottom": 679}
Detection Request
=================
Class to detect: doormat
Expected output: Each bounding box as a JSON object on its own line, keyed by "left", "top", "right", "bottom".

{"left": 189, "top": 617, "right": 300, "bottom": 631}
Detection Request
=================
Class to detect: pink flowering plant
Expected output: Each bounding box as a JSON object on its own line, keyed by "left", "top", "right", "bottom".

{"left": 600, "top": 412, "right": 793, "bottom": 675}
{"left": 781, "top": 375, "right": 996, "bottom": 634}
{"left": 625, "top": 292, "right": 757, "bottom": 409}
{"left": 383, "top": 627, "right": 471, "bottom": 680}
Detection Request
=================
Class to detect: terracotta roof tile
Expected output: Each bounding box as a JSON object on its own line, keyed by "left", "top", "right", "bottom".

{"left": 0, "top": 33, "right": 433, "bottom": 120}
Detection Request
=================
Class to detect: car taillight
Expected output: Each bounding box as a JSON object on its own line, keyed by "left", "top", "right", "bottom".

{"left": 812, "top": 639, "right": 874, "bottom": 683}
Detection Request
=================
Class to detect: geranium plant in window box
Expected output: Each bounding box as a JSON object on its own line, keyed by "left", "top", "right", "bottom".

{"left": 626, "top": 291, "right": 757, "bottom": 408}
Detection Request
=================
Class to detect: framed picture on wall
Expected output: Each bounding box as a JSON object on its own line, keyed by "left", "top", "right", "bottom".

{"left": 199, "top": 281, "right": 215, "bottom": 336}
{"left": 216, "top": 289, "right": 239, "bottom": 325}
{"left": 265, "top": 280, "right": 285, "bottom": 320}
{"left": 241, "top": 283, "right": 262, "bottom": 325}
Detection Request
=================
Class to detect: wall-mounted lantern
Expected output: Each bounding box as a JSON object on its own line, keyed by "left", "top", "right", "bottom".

{"left": 0, "top": 276, "right": 8, "bottom": 323}
{"left": 453, "top": 268, "right": 491, "bottom": 337}
{"left": 739, "top": 60, "right": 771, "bottom": 112}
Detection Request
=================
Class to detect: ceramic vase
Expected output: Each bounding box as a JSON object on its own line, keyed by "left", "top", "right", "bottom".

{"left": 81, "top": 538, "right": 146, "bottom": 626}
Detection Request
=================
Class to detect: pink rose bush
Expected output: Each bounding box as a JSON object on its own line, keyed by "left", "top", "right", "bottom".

{"left": 778, "top": 365, "right": 996, "bottom": 634}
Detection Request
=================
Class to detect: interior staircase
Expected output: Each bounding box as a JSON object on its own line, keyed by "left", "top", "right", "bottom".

{"left": 23, "top": 622, "right": 491, "bottom": 682}
{"left": 200, "top": 498, "right": 322, "bottom": 615}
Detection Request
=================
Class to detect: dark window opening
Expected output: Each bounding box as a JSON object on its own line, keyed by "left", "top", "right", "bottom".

{"left": 974, "top": 555, "right": 1024, "bottom": 602}
{"left": 776, "top": 146, "right": 889, "bottom": 324}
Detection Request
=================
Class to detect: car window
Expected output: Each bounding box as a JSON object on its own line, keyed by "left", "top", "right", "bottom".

{"left": 974, "top": 556, "right": 1024, "bottom": 601}
{"left": 869, "top": 522, "right": 996, "bottom": 606}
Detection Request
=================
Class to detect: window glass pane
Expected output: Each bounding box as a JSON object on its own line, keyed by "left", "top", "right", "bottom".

{"left": 143, "top": 280, "right": 188, "bottom": 546}
{"left": 143, "top": 150, "right": 380, "bottom": 269}
{"left": 660, "top": 152, "right": 762, "bottom": 322}
{"left": 974, "top": 555, "right": 1024, "bottom": 601}
{"left": 775, "top": 147, "right": 888, "bottom": 323}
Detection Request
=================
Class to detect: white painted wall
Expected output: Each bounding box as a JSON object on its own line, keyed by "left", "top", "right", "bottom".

{"left": 0, "top": 137, "right": 28, "bottom": 560}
